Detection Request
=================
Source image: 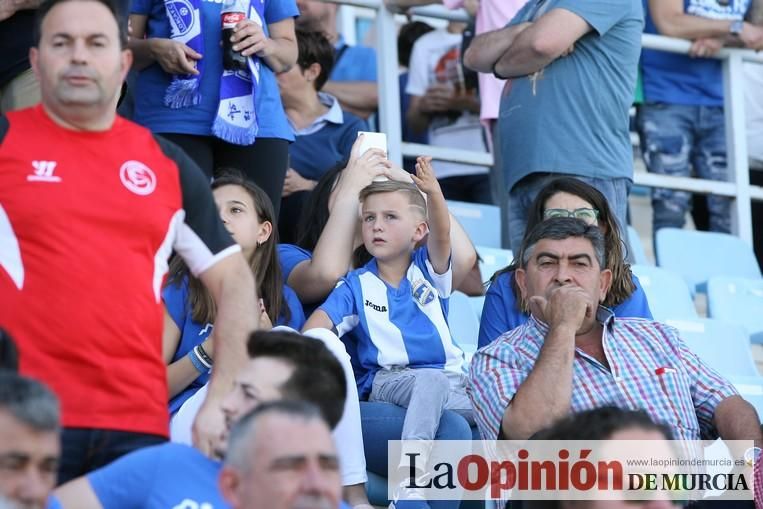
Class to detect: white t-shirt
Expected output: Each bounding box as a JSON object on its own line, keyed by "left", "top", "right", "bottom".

{"left": 406, "top": 29, "right": 488, "bottom": 179}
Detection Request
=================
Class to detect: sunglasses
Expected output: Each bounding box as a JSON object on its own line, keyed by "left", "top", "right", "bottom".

{"left": 543, "top": 207, "right": 600, "bottom": 223}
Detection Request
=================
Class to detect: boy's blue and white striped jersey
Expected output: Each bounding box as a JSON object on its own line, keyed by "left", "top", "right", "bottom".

{"left": 320, "top": 246, "right": 465, "bottom": 396}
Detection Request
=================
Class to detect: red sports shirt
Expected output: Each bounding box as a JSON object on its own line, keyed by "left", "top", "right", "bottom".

{"left": 0, "top": 106, "right": 238, "bottom": 436}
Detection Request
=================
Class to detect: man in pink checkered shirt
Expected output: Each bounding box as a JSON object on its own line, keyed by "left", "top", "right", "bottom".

{"left": 467, "top": 218, "right": 762, "bottom": 449}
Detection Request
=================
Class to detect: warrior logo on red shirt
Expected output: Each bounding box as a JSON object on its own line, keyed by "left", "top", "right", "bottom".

{"left": 120, "top": 160, "right": 157, "bottom": 196}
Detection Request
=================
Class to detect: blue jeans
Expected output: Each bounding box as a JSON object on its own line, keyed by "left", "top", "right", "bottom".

{"left": 360, "top": 402, "right": 480, "bottom": 509}
{"left": 58, "top": 428, "right": 166, "bottom": 484}
{"left": 637, "top": 103, "right": 731, "bottom": 234}
{"left": 507, "top": 173, "right": 631, "bottom": 255}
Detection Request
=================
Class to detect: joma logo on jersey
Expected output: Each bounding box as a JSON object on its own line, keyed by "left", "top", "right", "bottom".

{"left": 365, "top": 299, "right": 387, "bottom": 312}
{"left": 28, "top": 161, "right": 61, "bottom": 182}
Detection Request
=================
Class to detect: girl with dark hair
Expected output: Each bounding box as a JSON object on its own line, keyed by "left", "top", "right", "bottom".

{"left": 478, "top": 177, "right": 652, "bottom": 347}
{"left": 162, "top": 172, "right": 304, "bottom": 439}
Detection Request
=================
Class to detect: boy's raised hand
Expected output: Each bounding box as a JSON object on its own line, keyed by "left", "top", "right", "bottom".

{"left": 412, "top": 155, "right": 450, "bottom": 275}
{"left": 411, "top": 156, "right": 442, "bottom": 197}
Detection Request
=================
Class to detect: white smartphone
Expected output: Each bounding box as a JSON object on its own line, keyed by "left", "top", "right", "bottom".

{"left": 357, "top": 131, "right": 387, "bottom": 157}
{"left": 356, "top": 132, "right": 388, "bottom": 181}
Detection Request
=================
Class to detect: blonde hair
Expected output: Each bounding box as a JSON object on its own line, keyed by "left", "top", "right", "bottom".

{"left": 358, "top": 180, "right": 427, "bottom": 219}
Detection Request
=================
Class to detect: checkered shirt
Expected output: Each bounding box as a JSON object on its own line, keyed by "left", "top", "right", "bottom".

{"left": 468, "top": 308, "right": 739, "bottom": 442}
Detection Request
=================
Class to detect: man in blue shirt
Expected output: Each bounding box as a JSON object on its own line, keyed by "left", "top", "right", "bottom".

{"left": 53, "top": 330, "right": 358, "bottom": 509}
{"left": 0, "top": 373, "right": 61, "bottom": 509}
{"left": 463, "top": 0, "right": 643, "bottom": 254}
{"left": 639, "top": 0, "right": 763, "bottom": 235}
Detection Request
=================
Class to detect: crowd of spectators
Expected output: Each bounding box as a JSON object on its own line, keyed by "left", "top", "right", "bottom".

{"left": 1, "top": 0, "right": 763, "bottom": 508}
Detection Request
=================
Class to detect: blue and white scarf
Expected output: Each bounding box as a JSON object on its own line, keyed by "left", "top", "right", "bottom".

{"left": 164, "top": 0, "right": 264, "bottom": 145}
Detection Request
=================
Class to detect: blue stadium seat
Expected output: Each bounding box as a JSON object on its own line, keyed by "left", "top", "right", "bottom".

{"left": 448, "top": 291, "right": 479, "bottom": 361}
{"left": 665, "top": 318, "right": 758, "bottom": 377}
{"left": 630, "top": 264, "right": 698, "bottom": 322}
{"left": 707, "top": 276, "right": 763, "bottom": 345}
{"left": 655, "top": 228, "right": 762, "bottom": 294}
{"left": 447, "top": 200, "right": 501, "bottom": 248}
{"left": 476, "top": 246, "right": 514, "bottom": 285}
{"left": 627, "top": 225, "right": 650, "bottom": 265}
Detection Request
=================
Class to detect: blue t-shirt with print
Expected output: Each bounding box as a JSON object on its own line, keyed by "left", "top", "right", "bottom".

{"left": 163, "top": 275, "right": 304, "bottom": 413}
{"left": 641, "top": 0, "right": 750, "bottom": 106}
{"left": 130, "top": 0, "right": 297, "bottom": 140}
{"left": 87, "top": 443, "right": 227, "bottom": 509}
{"left": 500, "top": 0, "right": 643, "bottom": 191}
{"left": 478, "top": 271, "right": 653, "bottom": 348}
{"left": 320, "top": 247, "right": 464, "bottom": 399}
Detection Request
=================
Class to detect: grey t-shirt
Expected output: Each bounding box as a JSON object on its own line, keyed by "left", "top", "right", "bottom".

{"left": 499, "top": 0, "right": 643, "bottom": 191}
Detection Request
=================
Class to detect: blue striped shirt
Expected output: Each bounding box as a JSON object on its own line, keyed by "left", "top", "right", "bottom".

{"left": 321, "top": 247, "right": 464, "bottom": 398}
{"left": 468, "top": 308, "right": 738, "bottom": 441}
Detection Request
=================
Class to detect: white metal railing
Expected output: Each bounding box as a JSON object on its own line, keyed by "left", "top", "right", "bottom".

{"left": 327, "top": 0, "right": 763, "bottom": 245}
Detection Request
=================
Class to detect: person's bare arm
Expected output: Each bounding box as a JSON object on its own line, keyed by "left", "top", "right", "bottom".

{"left": 302, "top": 309, "right": 336, "bottom": 332}
{"left": 650, "top": 0, "right": 763, "bottom": 49}
{"left": 448, "top": 214, "right": 478, "bottom": 290}
{"left": 455, "top": 258, "right": 485, "bottom": 296}
{"left": 161, "top": 305, "right": 213, "bottom": 399}
{"left": 231, "top": 16, "right": 297, "bottom": 73}
{"left": 463, "top": 24, "right": 531, "bottom": 73}
{"left": 128, "top": 14, "right": 203, "bottom": 73}
{"left": 322, "top": 81, "right": 378, "bottom": 119}
{"left": 406, "top": 95, "right": 432, "bottom": 136}
{"left": 412, "top": 157, "right": 450, "bottom": 274}
{"left": 649, "top": 0, "right": 746, "bottom": 40}
{"left": 714, "top": 395, "right": 763, "bottom": 442}
{"left": 55, "top": 477, "right": 104, "bottom": 509}
{"left": 0, "top": 0, "right": 43, "bottom": 22}
{"left": 407, "top": 85, "right": 478, "bottom": 135}
{"left": 500, "top": 285, "right": 590, "bottom": 439}
{"left": 493, "top": 9, "right": 590, "bottom": 79}
{"left": 193, "top": 252, "right": 257, "bottom": 456}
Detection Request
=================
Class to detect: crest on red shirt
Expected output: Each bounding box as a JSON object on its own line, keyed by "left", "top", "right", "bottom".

{"left": 120, "top": 160, "right": 157, "bottom": 196}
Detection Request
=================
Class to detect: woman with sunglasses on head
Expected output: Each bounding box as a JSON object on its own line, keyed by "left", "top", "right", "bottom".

{"left": 478, "top": 177, "right": 652, "bottom": 347}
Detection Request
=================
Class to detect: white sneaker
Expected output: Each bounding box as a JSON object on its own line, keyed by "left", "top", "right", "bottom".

{"left": 388, "top": 474, "right": 431, "bottom": 509}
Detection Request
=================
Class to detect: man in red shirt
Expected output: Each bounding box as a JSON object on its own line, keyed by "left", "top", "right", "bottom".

{"left": 0, "top": 0, "right": 257, "bottom": 481}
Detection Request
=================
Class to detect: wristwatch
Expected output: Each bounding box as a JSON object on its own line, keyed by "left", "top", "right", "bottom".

{"left": 729, "top": 19, "right": 744, "bottom": 37}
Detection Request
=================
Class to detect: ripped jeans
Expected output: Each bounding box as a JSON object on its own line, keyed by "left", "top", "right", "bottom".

{"left": 637, "top": 103, "right": 731, "bottom": 234}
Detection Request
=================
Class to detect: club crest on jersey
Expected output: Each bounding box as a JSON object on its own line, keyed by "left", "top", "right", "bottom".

{"left": 120, "top": 160, "right": 157, "bottom": 196}
{"left": 412, "top": 279, "right": 435, "bottom": 306}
